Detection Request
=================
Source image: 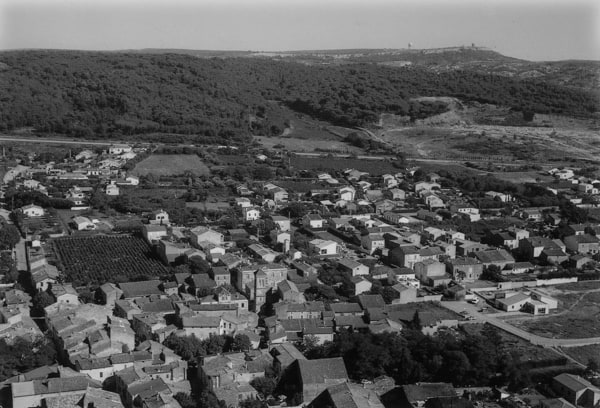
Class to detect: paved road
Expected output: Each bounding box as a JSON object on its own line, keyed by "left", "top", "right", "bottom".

{"left": 14, "top": 237, "right": 28, "bottom": 272}
{"left": 442, "top": 300, "right": 600, "bottom": 347}
{"left": 0, "top": 135, "right": 117, "bottom": 146}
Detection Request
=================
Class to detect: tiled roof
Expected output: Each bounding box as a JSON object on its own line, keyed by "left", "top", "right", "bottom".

{"left": 297, "top": 357, "right": 348, "bottom": 385}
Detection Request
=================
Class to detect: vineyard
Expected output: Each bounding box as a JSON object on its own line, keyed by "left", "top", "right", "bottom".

{"left": 52, "top": 235, "right": 168, "bottom": 286}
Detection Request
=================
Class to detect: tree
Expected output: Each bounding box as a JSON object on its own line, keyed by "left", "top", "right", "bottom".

{"left": 204, "top": 334, "right": 227, "bottom": 355}
{"left": 0, "top": 224, "right": 20, "bottom": 250}
{"left": 189, "top": 256, "right": 211, "bottom": 274}
{"left": 231, "top": 333, "right": 251, "bottom": 352}
{"left": 32, "top": 291, "right": 54, "bottom": 317}
{"left": 163, "top": 333, "right": 206, "bottom": 361}
{"left": 0, "top": 252, "right": 19, "bottom": 283}
{"left": 240, "top": 398, "right": 268, "bottom": 408}
{"left": 250, "top": 376, "right": 277, "bottom": 399}
{"left": 174, "top": 392, "right": 195, "bottom": 408}
{"left": 587, "top": 358, "right": 599, "bottom": 373}
{"left": 410, "top": 310, "right": 422, "bottom": 331}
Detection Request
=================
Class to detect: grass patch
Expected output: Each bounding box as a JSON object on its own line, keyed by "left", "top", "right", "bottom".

{"left": 554, "top": 281, "right": 600, "bottom": 291}
{"left": 290, "top": 156, "right": 400, "bottom": 175}
{"left": 132, "top": 154, "right": 210, "bottom": 177}
{"left": 561, "top": 345, "right": 600, "bottom": 365}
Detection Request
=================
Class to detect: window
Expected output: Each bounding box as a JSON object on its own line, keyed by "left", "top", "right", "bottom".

{"left": 100, "top": 372, "right": 103, "bottom": 378}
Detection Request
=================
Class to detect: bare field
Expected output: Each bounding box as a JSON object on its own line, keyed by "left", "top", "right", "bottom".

{"left": 255, "top": 136, "right": 363, "bottom": 154}
{"left": 131, "top": 154, "right": 210, "bottom": 176}
{"left": 511, "top": 290, "right": 600, "bottom": 339}
{"left": 375, "top": 104, "right": 600, "bottom": 162}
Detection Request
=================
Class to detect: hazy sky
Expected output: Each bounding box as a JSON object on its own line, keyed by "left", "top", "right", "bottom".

{"left": 1, "top": 0, "right": 599, "bottom": 61}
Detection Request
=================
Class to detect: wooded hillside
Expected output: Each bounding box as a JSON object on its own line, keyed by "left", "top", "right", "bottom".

{"left": 0, "top": 50, "right": 596, "bottom": 143}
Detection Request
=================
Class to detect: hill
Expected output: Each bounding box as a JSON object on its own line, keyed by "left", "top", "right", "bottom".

{"left": 0, "top": 49, "right": 597, "bottom": 143}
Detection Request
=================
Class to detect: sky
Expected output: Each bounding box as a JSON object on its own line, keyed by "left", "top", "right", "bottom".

{"left": 1, "top": 0, "right": 599, "bottom": 61}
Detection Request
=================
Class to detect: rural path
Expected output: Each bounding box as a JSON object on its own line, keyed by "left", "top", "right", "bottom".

{"left": 441, "top": 301, "right": 600, "bottom": 347}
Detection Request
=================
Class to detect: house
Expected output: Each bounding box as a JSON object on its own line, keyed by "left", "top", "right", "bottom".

{"left": 448, "top": 258, "right": 483, "bottom": 282}
{"left": 303, "top": 213, "right": 325, "bottom": 229}
{"left": 142, "top": 224, "right": 168, "bottom": 244}
{"left": 386, "top": 188, "right": 406, "bottom": 201}
{"left": 181, "top": 316, "right": 223, "bottom": 339}
{"left": 191, "top": 226, "right": 224, "bottom": 247}
{"left": 50, "top": 283, "right": 79, "bottom": 305}
{"left": 337, "top": 258, "right": 369, "bottom": 276}
{"left": 271, "top": 187, "right": 289, "bottom": 203}
{"left": 423, "top": 193, "right": 444, "bottom": 210}
{"left": 105, "top": 182, "right": 120, "bottom": 196}
{"left": 71, "top": 216, "right": 96, "bottom": 231}
{"left": 473, "top": 249, "right": 515, "bottom": 269}
{"left": 248, "top": 244, "right": 278, "bottom": 263}
{"left": 485, "top": 191, "right": 512, "bottom": 202}
{"left": 496, "top": 293, "right": 531, "bottom": 312}
{"left": 521, "top": 208, "right": 543, "bottom": 221}
{"left": 349, "top": 276, "right": 372, "bottom": 296}
{"left": 98, "top": 283, "right": 123, "bottom": 308}
{"left": 383, "top": 382, "right": 456, "bottom": 408}
{"left": 278, "top": 280, "right": 305, "bottom": 303}
{"left": 124, "top": 175, "right": 140, "bottom": 186}
{"left": 520, "top": 236, "right": 564, "bottom": 259}
{"left": 329, "top": 302, "right": 363, "bottom": 317}
{"left": 553, "top": 374, "right": 600, "bottom": 407}
{"left": 308, "top": 382, "right": 385, "bottom": 408}
{"left": 309, "top": 239, "right": 338, "bottom": 256}
{"left": 338, "top": 186, "right": 356, "bottom": 201}
{"left": 281, "top": 357, "right": 349, "bottom": 405}
{"left": 271, "top": 343, "right": 307, "bottom": 374}
{"left": 75, "top": 149, "right": 97, "bottom": 161}
{"left": 415, "top": 182, "right": 441, "bottom": 193}
{"left": 571, "top": 254, "right": 592, "bottom": 269}
{"left": 109, "top": 144, "right": 132, "bottom": 155}
{"left": 118, "top": 280, "right": 163, "bottom": 300}
{"left": 243, "top": 207, "right": 261, "bottom": 222}
{"left": 211, "top": 266, "right": 231, "bottom": 286}
{"left": 149, "top": 209, "right": 169, "bottom": 225}
{"left": 11, "top": 375, "right": 103, "bottom": 408}
{"left": 21, "top": 204, "right": 44, "bottom": 217}
{"left": 414, "top": 260, "right": 447, "bottom": 286}
{"left": 564, "top": 234, "right": 600, "bottom": 255}
{"left": 271, "top": 215, "right": 291, "bottom": 232}
{"left": 361, "top": 234, "right": 386, "bottom": 255}
{"left": 391, "top": 283, "right": 418, "bottom": 304}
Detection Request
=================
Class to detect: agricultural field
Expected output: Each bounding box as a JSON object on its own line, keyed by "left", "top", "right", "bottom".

{"left": 560, "top": 345, "right": 600, "bottom": 365}
{"left": 510, "top": 290, "right": 600, "bottom": 339}
{"left": 52, "top": 234, "right": 168, "bottom": 286}
{"left": 290, "top": 156, "right": 400, "bottom": 175}
{"left": 131, "top": 154, "right": 210, "bottom": 176}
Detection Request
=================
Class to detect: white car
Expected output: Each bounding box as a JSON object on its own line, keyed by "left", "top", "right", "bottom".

{"left": 468, "top": 298, "right": 479, "bottom": 304}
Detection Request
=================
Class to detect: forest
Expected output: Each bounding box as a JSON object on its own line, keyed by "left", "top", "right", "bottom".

{"left": 0, "top": 50, "right": 597, "bottom": 143}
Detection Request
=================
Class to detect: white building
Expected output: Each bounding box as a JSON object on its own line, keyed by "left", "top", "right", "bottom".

{"left": 21, "top": 204, "right": 44, "bottom": 217}
{"left": 309, "top": 239, "right": 337, "bottom": 256}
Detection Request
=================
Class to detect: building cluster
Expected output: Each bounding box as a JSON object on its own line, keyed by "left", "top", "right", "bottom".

{"left": 3, "top": 148, "right": 600, "bottom": 408}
